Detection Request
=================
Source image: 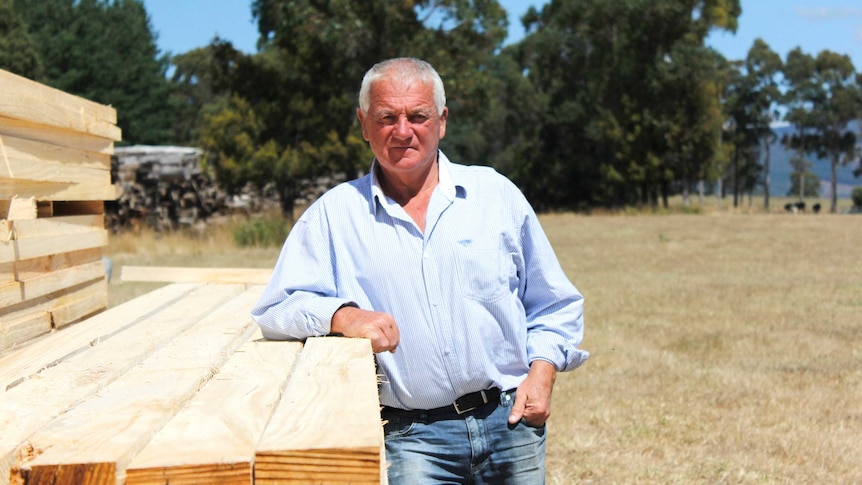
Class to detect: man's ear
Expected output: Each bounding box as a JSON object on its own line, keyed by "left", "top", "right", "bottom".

{"left": 439, "top": 107, "right": 448, "bottom": 139}
{"left": 357, "top": 108, "right": 370, "bottom": 141}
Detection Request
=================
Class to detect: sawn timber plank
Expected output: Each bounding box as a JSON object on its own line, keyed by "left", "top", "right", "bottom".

{"left": 0, "top": 227, "right": 107, "bottom": 264}
{"left": 0, "top": 68, "right": 121, "bottom": 140}
{"left": 0, "top": 133, "right": 111, "bottom": 174}
{"left": 0, "top": 284, "right": 246, "bottom": 485}
{"left": 120, "top": 265, "right": 273, "bottom": 285}
{"left": 0, "top": 177, "right": 120, "bottom": 201}
{"left": 0, "top": 283, "right": 201, "bottom": 390}
{"left": 0, "top": 278, "right": 106, "bottom": 351}
{"left": 0, "top": 115, "right": 115, "bottom": 155}
{"left": 254, "top": 337, "right": 384, "bottom": 485}
{"left": 125, "top": 330, "right": 303, "bottom": 485}
{"left": 13, "top": 286, "right": 263, "bottom": 485}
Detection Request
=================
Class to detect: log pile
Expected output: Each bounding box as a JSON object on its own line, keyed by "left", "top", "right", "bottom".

{"left": 0, "top": 280, "right": 385, "bottom": 484}
{"left": 109, "top": 145, "right": 231, "bottom": 233}
{"left": 0, "top": 68, "right": 119, "bottom": 353}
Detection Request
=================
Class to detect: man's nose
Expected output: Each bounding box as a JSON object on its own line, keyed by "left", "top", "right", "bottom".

{"left": 393, "top": 115, "right": 413, "bottom": 138}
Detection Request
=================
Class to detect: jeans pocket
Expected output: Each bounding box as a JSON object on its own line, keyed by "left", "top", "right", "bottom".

{"left": 383, "top": 415, "right": 417, "bottom": 439}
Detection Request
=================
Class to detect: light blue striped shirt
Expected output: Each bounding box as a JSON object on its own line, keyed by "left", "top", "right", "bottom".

{"left": 251, "top": 152, "right": 588, "bottom": 410}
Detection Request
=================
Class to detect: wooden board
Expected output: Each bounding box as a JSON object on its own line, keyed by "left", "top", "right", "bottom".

{"left": 0, "top": 115, "right": 115, "bottom": 155}
{"left": 125, "top": 332, "right": 303, "bottom": 485}
{"left": 0, "top": 177, "right": 120, "bottom": 201}
{"left": 0, "top": 283, "right": 202, "bottom": 391}
{"left": 0, "top": 285, "right": 252, "bottom": 484}
{"left": 0, "top": 214, "right": 104, "bottom": 242}
{"left": 1, "top": 133, "right": 111, "bottom": 172}
{"left": 0, "top": 197, "right": 37, "bottom": 221}
{"left": 12, "top": 287, "right": 262, "bottom": 485}
{"left": 0, "top": 278, "right": 106, "bottom": 351}
{"left": 0, "top": 134, "right": 110, "bottom": 185}
{"left": 0, "top": 68, "right": 120, "bottom": 140}
{"left": 255, "top": 337, "right": 384, "bottom": 484}
{"left": 121, "top": 266, "right": 273, "bottom": 285}
{"left": 0, "top": 227, "right": 107, "bottom": 264}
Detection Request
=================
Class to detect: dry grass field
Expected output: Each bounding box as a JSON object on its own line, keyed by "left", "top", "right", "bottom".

{"left": 103, "top": 206, "right": 861, "bottom": 484}
{"left": 544, "top": 211, "right": 861, "bottom": 484}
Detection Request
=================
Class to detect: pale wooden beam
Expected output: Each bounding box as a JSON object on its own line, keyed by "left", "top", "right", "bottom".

{"left": 255, "top": 337, "right": 385, "bottom": 484}
{"left": 0, "top": 284, "right": 244, "bottom": 481}
{"left": 125, "top": 332, "right": 303, "bottom": 485}
{"left": 0, "top": 283, "right": 202, "bottom": 390}
{"left": 0, "top": 115, "right": 115, "bottom": 155}
{"left": 121, "top": 266, "right": 273, "bottom": 285}
{"left": 5, "top": 285, "right": 259, "bottom": 485}
{"left": 0, "top": 68, "right": 121, "bottom": 140}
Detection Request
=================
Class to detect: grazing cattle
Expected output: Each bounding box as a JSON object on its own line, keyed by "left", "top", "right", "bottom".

{"left": 812, "top": 203, "right": 821, "bottom": 214}
{"left": 784, "top": 203, "right": 794, "bottom": 213}
{"left": 795, "top": 201, "right": 806, "bottom": 212}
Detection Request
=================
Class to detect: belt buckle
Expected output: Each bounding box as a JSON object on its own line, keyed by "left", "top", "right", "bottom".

{"left": 453, "top": 390, "right": 489, "bottom": 415}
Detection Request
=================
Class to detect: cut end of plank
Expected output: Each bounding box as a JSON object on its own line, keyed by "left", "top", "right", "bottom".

{"left": 125, "top": 462, "right": 251, "bottom": 485}
{"left": 18, "top": 461, "right": 115, "bottom": 485}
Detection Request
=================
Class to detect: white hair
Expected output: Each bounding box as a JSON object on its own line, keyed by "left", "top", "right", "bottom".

{"left": 358, "top": 58, "right": 446, "bottom": 116}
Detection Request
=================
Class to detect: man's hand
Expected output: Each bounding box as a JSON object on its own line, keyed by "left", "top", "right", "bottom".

{"left": 508, "top": 360, "right": 557, "bottom": 426}
{"left": 331, "top": 305, "right": 400, "bottom": 354}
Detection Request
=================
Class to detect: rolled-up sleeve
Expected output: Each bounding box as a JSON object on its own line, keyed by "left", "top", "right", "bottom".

{"left": 251, "top": 209, "right": 354, "bottom": 340}
{"left": 520, "top": 208, "right": 589, "bottom": 372}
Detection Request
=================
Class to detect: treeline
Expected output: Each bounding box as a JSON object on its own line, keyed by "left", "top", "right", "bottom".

{"left": 2, "top": 0, "right": 860, "bottom": 214}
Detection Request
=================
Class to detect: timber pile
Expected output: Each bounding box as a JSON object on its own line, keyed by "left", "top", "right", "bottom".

{"left": 0, "top": 279, "right": 385, "bottom": 484}
{"left": 0, "top": 68, "right": 120, "bottom": 352}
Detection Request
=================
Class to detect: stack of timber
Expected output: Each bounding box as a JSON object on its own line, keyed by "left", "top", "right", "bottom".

{"left": 0, "top": 68, "right": 121, "bottom": 352}
{"left": 0, "top": 276, "right": 386, "bottom": 484}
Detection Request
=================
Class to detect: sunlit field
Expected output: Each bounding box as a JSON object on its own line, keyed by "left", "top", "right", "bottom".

{"left": 545, "top": 210, "right": 861, "bottom": 484}
{"left": 104, "top": 200, "right": 862, "bottom": 483}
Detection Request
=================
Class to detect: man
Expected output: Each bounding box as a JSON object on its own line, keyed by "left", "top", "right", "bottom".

{"left": 252, "top": 57, "right": 588, "bottom": 483}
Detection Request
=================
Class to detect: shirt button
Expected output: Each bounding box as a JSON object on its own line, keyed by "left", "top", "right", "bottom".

{"left": 423, "top": 252, "right": 430, "bottom": 259}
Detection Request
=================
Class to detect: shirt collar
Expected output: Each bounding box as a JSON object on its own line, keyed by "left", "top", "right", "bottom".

{"left": 370, "top": 150, "right": 459, "bottom": 210}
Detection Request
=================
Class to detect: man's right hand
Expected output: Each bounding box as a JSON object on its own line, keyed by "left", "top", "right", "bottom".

{"left": 330, "top": 306, "right": 400, "bottom": 354}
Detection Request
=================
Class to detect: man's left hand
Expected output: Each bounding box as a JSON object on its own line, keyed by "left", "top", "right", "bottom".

{"left": 508, "top": 360, "right": 557, "bottom": 426}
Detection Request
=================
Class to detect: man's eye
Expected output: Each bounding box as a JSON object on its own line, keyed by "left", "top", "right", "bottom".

{"left": 380, "top": 116, "right": 397, "bottom": 125}
{"left": 409, "top": 115, "right": 428, "bottom": 124}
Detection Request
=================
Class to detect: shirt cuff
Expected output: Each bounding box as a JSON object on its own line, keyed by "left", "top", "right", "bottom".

{"left": 297, "top": 297, "right": 359, "bottom": 335}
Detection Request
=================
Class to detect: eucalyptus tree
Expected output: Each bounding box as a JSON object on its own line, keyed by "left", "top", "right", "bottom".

{"left": 656, "top": 40, "right": 725, "bottom": 207}
{"left": 197, "top": 0, "right": 508, "bottom": 217}
{"left": 743, "top": 39, "right": 783, "bottom": 209}
{"left": 513, "top": 0, "right": 740, "bottom": 209}
{"left": 783, "top": 48, "right": 858, "bottom": 213}
{"left": 721, "top": 39, "right": 782, "bottom": 208}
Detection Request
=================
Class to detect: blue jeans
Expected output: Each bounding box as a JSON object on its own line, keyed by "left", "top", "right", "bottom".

{"left": 382, "top": 390, "right": 546, "bottom": 484}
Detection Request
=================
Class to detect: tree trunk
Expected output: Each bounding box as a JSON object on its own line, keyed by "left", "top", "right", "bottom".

{"left": 763, "top": 137, "right": 771, "bottom": 210}
{"left": 733, "top": 148, "right": 739, "bottom": 208}
{"left": 717, "top": 178, "right": 723, "bottom": 208}
{"left": 831, "top": 155, "right": 839, "bottom": 213}
{"left": 698, "top": 179, "right": 705, "bottom": 206}
{"left": 277, "top": 182, "right": 298, "bottom": 223}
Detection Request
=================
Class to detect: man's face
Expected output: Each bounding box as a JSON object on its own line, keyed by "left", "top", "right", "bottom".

{"left": 357, "top": 78, "right": 447, "bottom": 177}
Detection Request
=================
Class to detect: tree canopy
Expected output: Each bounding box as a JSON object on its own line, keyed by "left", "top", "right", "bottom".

{"left": 9, "top": 0, "right": 861, "bottom": 213}
{"left": 12, "top": 0, "right": 174, "bottom": 145}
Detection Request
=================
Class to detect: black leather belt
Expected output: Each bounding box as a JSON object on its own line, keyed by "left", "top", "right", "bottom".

{"left": 383, "top": 388, "right": 503, "bottom": 417}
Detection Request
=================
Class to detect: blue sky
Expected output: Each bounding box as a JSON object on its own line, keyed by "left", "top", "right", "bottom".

{"left": 143, "top": 1, "right": 862, "bottom": 69}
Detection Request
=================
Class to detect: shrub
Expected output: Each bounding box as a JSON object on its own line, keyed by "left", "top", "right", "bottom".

{"left": 233, "top": 216, "right": 290, "bottom": 247}
{"left": 852, "top": 187, "right": 862, "bottom": 209}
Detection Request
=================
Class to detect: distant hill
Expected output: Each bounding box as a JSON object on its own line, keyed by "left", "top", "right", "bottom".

{"left": 762, "top": 124, "right": 861, "bottom": 199}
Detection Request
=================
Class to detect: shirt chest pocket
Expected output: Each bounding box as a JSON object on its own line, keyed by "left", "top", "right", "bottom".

{"left": 453, "top": 246, "right": 512, "bottom": 302}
